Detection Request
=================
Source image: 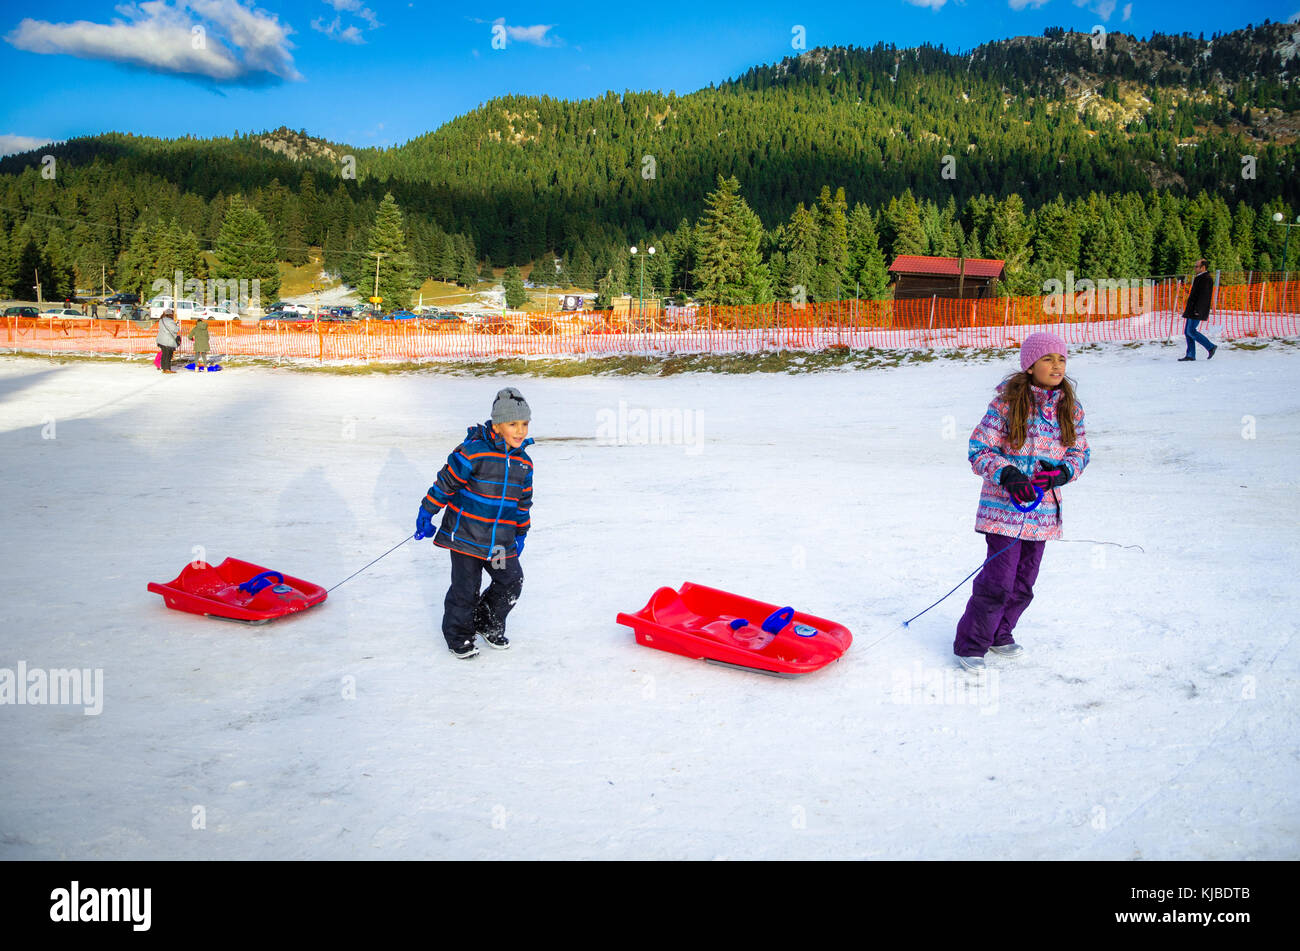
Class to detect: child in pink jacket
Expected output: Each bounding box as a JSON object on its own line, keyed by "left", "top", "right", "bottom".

{"left": 954, "top": 332, "right": 1090, "bottom": 671}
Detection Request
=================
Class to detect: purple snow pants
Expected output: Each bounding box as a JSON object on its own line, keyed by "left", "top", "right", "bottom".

{"left": 953, "top": 533, "right": 1046, "bottom": 657}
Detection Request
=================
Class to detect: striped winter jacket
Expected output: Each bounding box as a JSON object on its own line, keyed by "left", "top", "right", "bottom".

{"left": 968, "top": 382, "right": 1090, "bottom": 541}
{"left": 421, "top": 421, "right": 534, "bottom": 561}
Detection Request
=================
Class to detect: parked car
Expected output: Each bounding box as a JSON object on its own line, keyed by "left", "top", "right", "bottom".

{"left": 386, "top": 310, "right": 418, "bottom": 320}
{"left": 148, "top": 296, "right": 199, "bottom": 320}
{"left": 109, "top": 304, "right": 148, "bottom": 320}
{"left": 105, "top": 292, "right": 140, "bottom": 305}
{"left": 194, "top": 300, "right": 239, "bottom": 321}
{"left": 42, "top": 307, "right": 84, "bottom": 319}
{"left": 333, "top": 306, "right": 355, "bottom": 319}
{"left": 3, "top": 305, "right": 39, "bottom": 318}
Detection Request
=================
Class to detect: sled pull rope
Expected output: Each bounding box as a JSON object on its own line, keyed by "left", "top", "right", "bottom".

{"left": 329, "top": 535, "right": 414, "bottom": 592}
{"left": 901, "top": 538, "right": 1020, "bottom": 629}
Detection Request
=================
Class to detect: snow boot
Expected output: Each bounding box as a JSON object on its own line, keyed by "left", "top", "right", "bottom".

{"left": 449, "top": 638, "right": 480, "bottom": 659}
{"left": 988, "top": 643, "right": 1025, "bottom": 659}
{"left": 955, "top": 654, "right": 987, "bottom": 672}
{"left": 480, "top": 629, "right": 510, "bottom": 650}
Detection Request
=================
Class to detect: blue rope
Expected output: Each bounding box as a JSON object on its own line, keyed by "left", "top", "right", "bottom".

{"left": 901, "top": 537, "right": 1020, "bottom": 628}
{"left": 902, "top": 480, "right": 1044, "bottom": 628}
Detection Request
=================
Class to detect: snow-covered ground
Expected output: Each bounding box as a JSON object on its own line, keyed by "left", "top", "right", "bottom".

{"left": 279, "top": 279, "right": 512, "bottom": 315}
{"left": 1, "top": 340, "right": 1297, "bottom": 860}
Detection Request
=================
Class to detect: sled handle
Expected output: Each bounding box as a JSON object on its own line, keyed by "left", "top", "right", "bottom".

{"left": 1012, "top": 485, "right": 1045, "bottom": 513}
{"left": 761, "top": 606, "right": 795, "bottom": 634}
{"left": 238, "top": 570, "right": 284, "bottom": 595}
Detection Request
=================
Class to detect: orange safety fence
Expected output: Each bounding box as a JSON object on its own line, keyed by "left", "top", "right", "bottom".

{"left": 4, "top": 279, "right": 1300, "bottom": 363}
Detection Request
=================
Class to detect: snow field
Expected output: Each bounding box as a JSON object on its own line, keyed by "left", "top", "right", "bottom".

{"left": 0, "top": 340, "right": 1296, "bottom": 859}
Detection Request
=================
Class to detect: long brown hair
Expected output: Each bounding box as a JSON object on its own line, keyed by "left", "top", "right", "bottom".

{"left": 999, "top": 370, "right": 1078, "bottom": 450}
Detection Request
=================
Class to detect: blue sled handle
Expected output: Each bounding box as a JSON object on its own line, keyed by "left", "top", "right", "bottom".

{"left": 761, "top": 606, "right": 795, "bottom": 634}
{"left": 238, "top": 570, "right": 284, "bottom": 595}
{"left": 1012, "top": 485, "right": 1045, "bottom": 513}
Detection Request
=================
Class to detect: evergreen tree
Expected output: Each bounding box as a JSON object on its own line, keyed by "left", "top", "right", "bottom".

{"left": 594, "top": 268, "right": 616, "bottom": 309}
{"left": 458, "top": 249, "right": 478, "bottom": 288}
{"left": 364, "top": 192, "right": 417, "bottom": 310}
{"left": 847, "top": 203, "right": 890, "bottom": 299}
{"left": 1032, "top": 197, "right": 1079, "bottom": 278}
{"left": 1232, "top": 202, "right": 1256, "bottom": 270}
{"left": 783, "top": 203, "right": 819, "bottom": 302}
{"left": 1203, "top": 201, "right": 1241, "bottom": 273}
{"left": 503, "top": 265, "right": 529, "bottom": 308}
{"left": 985, "top": 195, "right": 1034, "bottom": 293}
{"left": 692, "top": 176, "right": 770, "bottom": 306}
{"left": 570, "top": 245, "right": 595, "bottom": 289}
{"left": 813, "top": 185, "right": 851, "bottom": 302}
{"left": 884, "top": 190, "right": 927, "bottom": 258}
{"left": 213, "top": 195, "right": 282, "bottom": 303}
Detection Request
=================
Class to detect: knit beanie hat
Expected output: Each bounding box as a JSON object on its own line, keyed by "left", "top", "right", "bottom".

{"left": 491, "top": 386, "right": 531, "bottom": 424}
{"left": 1019, "top": 332, "right": 1067, "bottom": 372}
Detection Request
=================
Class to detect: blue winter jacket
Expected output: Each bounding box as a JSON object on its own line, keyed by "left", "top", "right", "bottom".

{"left": 421, "top": 422, "right": 534, "bottom": 561}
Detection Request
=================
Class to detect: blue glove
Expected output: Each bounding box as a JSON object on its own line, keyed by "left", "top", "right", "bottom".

{"left": 415, "top": 505, "right": 436, "bottom": 540}
{"left": 515, "top": 537, "right": 525, "bottom": 557}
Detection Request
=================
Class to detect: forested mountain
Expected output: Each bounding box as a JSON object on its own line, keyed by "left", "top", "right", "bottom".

{"left": 1, "top": 19, "right": 1297, "bottom": 304}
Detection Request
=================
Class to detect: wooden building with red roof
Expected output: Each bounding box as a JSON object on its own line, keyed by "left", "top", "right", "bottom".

{"left": 888, "top": 255, "right": 1006, "bottom": 301}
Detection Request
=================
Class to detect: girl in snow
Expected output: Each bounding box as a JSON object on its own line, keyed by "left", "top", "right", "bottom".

{"left": 954, "top": 332, "right": 1090, "bottom": 672}
{"left": 188, "top": 316, "right": 211, "bottom": 368}
{"left": 414, "top": 387, "right": 534, "bottom": 660}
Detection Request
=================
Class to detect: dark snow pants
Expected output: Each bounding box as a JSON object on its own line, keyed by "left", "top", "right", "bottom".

{"left": 953, "top": 533, "right": 1046, "bottom": 657}
{"left": 442, "top": 549, "right": 523, "bottom": 648}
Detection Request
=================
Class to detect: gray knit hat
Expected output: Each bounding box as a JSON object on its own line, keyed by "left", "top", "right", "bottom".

{"left": 491, "top": 386, "right": 531, "bottom": 424}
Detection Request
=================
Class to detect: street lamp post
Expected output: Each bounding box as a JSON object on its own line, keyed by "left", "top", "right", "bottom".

{"left": 1273, "top": 212, "right": 1300, "bottom": 284}
{"left": 630, "top": 245, "right": 655, "bottom": 323}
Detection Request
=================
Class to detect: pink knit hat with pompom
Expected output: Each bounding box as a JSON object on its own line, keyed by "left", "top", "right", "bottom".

{"left": 1019, "top": 332, "right": 1067, "bottom": 372}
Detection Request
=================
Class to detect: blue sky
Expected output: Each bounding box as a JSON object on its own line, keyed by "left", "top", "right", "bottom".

{"left": 1, "top": 0, "right": 1293, "bottom": 155}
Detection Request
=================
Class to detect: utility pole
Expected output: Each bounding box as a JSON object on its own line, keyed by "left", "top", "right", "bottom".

{"left": 373, "top": 252, "right": 382, "bottom": 313}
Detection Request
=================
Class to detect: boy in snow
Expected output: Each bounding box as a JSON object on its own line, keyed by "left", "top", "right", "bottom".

{"left": 415, "top": 387, "right": 534, "bottom": 659}
{"left": 953, "top": 332, "right": 1090, "bottom": 672}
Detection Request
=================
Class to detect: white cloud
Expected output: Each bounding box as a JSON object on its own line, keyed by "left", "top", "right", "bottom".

{"left": 1122, "top": 3, "right": 1132, "bottom": 20}
{"left": 0, "top": 134, "right": 57, "bottom": 158}
{"left": 4, "top": 0, "right": 301, "bottom": 83}
{"left": 321, "top": 0, "right": 381, "bottom": 30}
{"left": 1008, "top": 0, "right": 1050, "bottom": 9}
{"left": 904, "top": 0, "right": 950, "bottom": 9}
{"left": 1073, "top": 0, "right": 1118, "bottom": 22}
{"left": 492, "top": 18, "right": 561, "bottom": 47}
{"left": 311, "top": 16, "right": 365, "bottom": 44}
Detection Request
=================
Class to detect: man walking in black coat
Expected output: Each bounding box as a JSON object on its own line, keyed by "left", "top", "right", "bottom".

{"left": 1178, "top": 258, "right": 1217, "bottom": 361}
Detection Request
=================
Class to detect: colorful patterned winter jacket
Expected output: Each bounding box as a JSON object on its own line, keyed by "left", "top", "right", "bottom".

{"left": 421, "top": 421, "right": 534, "bottom": 560}
{"left": 968, "top": 382, "right": 1089, "bottom": 541}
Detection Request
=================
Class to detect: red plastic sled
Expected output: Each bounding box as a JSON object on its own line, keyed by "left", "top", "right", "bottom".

{"left": 148, "top": 557, "right": 327, "bottom": 625}
{"left": 616, "top": 582, "right": 852, "bottom": 677}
